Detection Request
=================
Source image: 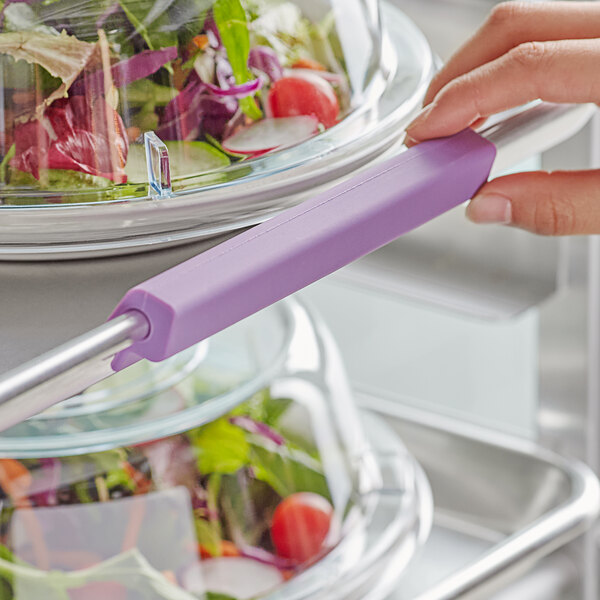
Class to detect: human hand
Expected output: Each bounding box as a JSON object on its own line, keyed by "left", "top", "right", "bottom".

{"left": 405, "top": 1, "right": 600, "bottom": 235}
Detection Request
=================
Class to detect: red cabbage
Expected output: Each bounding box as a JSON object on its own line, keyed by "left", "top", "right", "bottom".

{"left": 229, "top": 416, "right": 285, "bottom": 446}
{"left": 249, "top": 46, "right": 284, "bottom": 82}
{"left": 162, "top": 76, "right": 204, "bottom": 124}
{"left": 70, "top": 47, "right": 178, "bottom": 96}
{"left": 157, "top": 76, "right": 237, "bottom": 141}
{"left": 11, "top": 96, "right": 129, "bottom": 183}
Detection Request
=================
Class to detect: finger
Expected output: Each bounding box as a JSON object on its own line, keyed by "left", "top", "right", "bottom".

{"left": 423, "top": 1, "right": 600, "bottom": 106}
{"left": 466, "top": 170, "right": 600, "bottom": 235}
{"left": 406, "top": 38, "right": 600, "bottom": 144}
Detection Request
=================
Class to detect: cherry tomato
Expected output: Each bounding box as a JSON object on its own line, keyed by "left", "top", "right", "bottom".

{"left": 268, "top": 75, "right": 339, "bottom": 129}
{"left": 270, "top": 492, "right": 333, "bottom": 564}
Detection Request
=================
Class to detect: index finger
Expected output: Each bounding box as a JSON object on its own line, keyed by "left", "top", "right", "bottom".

{"left": 423, "top": 1, "right": 600, "bottom": 106}
{"left": 407, "top": 38, "right": 600, "bottom": 144}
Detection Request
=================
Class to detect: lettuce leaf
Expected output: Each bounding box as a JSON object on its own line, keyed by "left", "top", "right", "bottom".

{"left": 213, "top": 0, "right": 261, "bottom": 120}
{"left": 0, "top": 549, "right": 197, "bottom": 600}
{"left": 0, "top": 31, "right": 98, "bottom": 116}
{"left": 188, "top": 419, "right": 250, "bottom": 475}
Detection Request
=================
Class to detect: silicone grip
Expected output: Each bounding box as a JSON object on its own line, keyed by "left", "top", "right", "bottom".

{"left": 110, "top": 128, "right": 496, "bottom": 369}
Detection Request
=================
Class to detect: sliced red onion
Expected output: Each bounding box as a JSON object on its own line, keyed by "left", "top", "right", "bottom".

{"left": 249, "top": 46, "right": 284, "bottom": 82}
{"left": 204, "top": 14, "right": 222, "bottom": 49}
{"left": 205, "top": 78, "right": 262, "bottom": 98}
{"left": 229, "top": 416, "right": 285, "bottom": 446}
{"left": 215, "top": 54, "right": 234, "bottom": 89}
{"left": 71, "top": 47, "right": 178, "bottom": 96}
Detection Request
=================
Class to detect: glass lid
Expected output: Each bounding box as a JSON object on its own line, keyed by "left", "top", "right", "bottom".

{"left": 0, "top": 0, "right": 433, "bottom": 258}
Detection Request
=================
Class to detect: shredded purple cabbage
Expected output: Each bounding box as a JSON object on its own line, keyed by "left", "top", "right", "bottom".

{"left": 158, "top": 75, "right": 237, "bottom": 140}
{"left": 229, "top": 416, "right": 285, "bottom": 446}
{"left": 249, "top": 46, "right": 284, "bottom": 83}
{"left": 162, "top": 76, "right": 205, "bottom": 124}
{"left": 70, "top": 47, "right": 178, "bottom": 95}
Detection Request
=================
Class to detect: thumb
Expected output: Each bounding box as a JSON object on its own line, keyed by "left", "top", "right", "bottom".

{"left": 466, "top": 170, "right": 600, "bottom": 235}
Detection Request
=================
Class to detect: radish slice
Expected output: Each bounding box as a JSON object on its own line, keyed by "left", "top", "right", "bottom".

{"left": 182, "top": 557, "right": 284, "bottom": 599}
{"left": 222, "top": 116, "right": 319, "bottom": 155}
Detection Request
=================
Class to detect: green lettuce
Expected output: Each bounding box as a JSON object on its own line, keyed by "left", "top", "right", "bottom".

{"left": 213, "top": 0, "right": 262, "bottom": 120}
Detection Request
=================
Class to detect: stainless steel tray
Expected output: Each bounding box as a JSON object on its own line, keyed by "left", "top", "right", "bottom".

{"left": 359, "top": 397, "right": 600, "bottom": 600}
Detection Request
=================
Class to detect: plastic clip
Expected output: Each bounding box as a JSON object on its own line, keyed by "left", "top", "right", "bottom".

{"left": 145, "top": 132, "right": 172, "bottom": 197}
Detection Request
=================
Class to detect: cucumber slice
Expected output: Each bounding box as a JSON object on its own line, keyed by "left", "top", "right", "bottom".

{"left": 125, "top": 141, "right": 230, "bottom": 183}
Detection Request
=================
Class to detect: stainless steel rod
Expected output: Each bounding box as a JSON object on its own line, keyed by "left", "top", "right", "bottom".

{"left": 480, "top": 102, "right": 595, "bottom": 176}
{"left": 0, "top": 102, "right": 594, "bottom": 431}
{"left": 0, "top": 311, "right": 149, "bottom": 430}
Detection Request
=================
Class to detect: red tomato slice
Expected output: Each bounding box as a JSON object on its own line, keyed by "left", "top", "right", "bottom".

{"left": 267, "top": 75, "right": 339, "bottom": 129}
{"left": 270, "top": 492, "right": 333, "bottom": 564}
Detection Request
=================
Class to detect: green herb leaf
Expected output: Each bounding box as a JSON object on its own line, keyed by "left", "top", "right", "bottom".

{"left": 188, "top": 419, "right": 250, "bottom": 475}
{"left": 213, "top": 0, "right": 262, "bottom": 120}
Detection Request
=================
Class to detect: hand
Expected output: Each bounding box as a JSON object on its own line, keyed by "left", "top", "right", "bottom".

{"left": 405, "top": 1, "right": 600, "bottom": 235}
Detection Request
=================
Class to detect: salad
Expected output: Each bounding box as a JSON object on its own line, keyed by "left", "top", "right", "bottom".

{"left": 0, "top": 0, "right": 351, "bottom": 202}
{"left": 0, "top": 389, "right": 346, "bottom": 599}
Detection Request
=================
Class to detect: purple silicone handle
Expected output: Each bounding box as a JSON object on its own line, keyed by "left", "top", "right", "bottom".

{"left": 110, "top": 128, "right": 496, "bottom": 369}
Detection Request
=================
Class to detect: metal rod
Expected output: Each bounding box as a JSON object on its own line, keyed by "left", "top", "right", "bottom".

{"left": 480, "top": 102, "right": 596, "bottom": 176}
{"left": 0, "top": 311, "right": 149, "bottom": 431}
{"left": 0, "top": 102, "right": 593, "bottom": 431}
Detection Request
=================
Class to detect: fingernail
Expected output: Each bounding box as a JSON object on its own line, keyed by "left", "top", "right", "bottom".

{"left": 402, "top": 133, "right": 418, "bottom": 147}
{"left": 406, "top": 103, "right": 434, "bottom": 133}
{"left": 466, "top": 193, "right": 512, "bottom": 224}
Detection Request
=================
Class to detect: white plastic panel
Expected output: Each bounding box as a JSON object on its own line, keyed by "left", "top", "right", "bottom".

{"left": 301, "top": 279, "right": 539, "bottom": 438}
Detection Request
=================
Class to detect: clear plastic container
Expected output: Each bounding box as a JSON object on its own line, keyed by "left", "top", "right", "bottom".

{"left": 0, "top": 299, "right": 431, "bottom": 600}
{"left": 0, "top": 0, "right": 433, "bottom": 257}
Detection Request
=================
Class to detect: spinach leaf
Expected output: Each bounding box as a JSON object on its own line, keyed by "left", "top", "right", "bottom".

{"left": 213, "top": 0, "right": 261, "bottom": 119}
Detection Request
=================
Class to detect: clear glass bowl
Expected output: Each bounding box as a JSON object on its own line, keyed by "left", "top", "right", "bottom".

{"left": 0, "top": 0, "right": 433, "bottom": 258}
{"left": 0, "top": 0, "right": 382, "bottom": 204}
{"left": 0, "top": 299, "right": 431, "bottom": 600}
